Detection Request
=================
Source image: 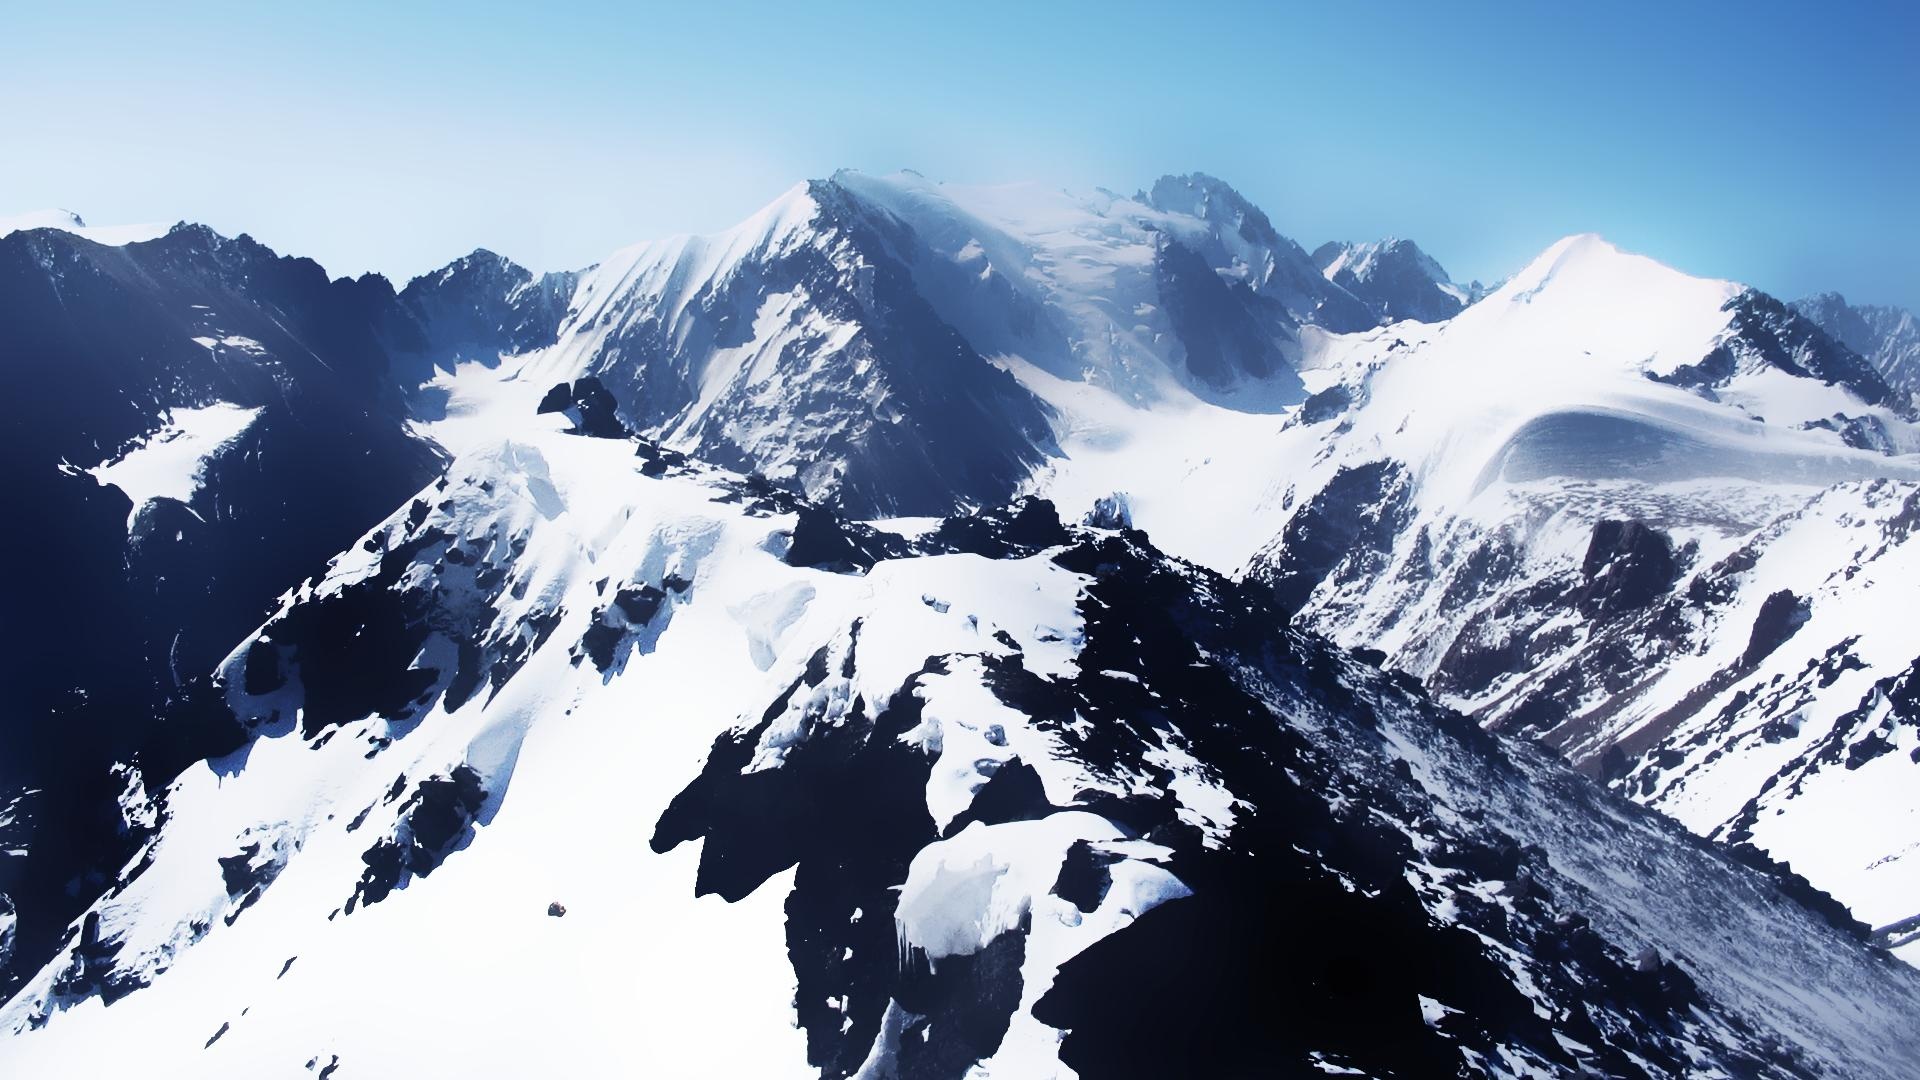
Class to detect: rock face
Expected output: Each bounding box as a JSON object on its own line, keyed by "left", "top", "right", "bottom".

{"left": 0, "top": 222, "right": 442, "bottom": 997}
{"left": 1143, "top": 173, "right": 1379, "bottom": 334}
{"left": 521, "top": 179, "right": 1060, "bottom": 517}
{"left": 3, "top": 412, "right": 1916, "bottom": 1078}
{"left": 1659, "top": 290, "right": 1909, "bottom": 416}
{"left": 395, "top": 248, "right": 576, "bottom": 375}
{"left": 1576, "top": 520, "right": 1679, "bottom": 617}
{"left": 1253, "top": 460, "right": 1412, "bottom": 615}
{"left": 1794, "top": 291, "right": 1920, "bottom": 402}
{"left": 1313, "top": 237, "right": 1485, "bottom": 324}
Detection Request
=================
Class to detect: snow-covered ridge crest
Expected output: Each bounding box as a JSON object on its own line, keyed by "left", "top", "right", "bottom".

{"left": 1289, "top": 233, "right": 1914, "bottom": 514}
{"left": 544, "top": 180, "right": 824, "bottom": 368}
{"left": 831, "top": 168, "right": 1342, "bottom": 403}
{"left": 0, "top": 208, "right": 170, "bottom": 246}
{"left": 9, "top": 364, "right": 1915, "bottom": 1075}
{"left": 1236, "top": 231, "right": 1920, "bottom": 962}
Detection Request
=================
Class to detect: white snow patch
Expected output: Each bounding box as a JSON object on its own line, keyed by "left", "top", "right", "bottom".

{"left": 85, "top": 403, "right": 263, "bottom": 530}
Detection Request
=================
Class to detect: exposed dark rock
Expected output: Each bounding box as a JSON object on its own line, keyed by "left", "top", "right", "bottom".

{"left": 535, "top": 377, "right": 630, "bottom": 438}
{"left": 1313, "top": 238, "right": 1475, "bottom": 324}
{"left": 1153, "top": 238, "right": 1292, "bottom": 393}
{"left": 1743, "top": 591, "right": 1811, "bottom": 667}
{"left": 1657, "top": 291, "right": 1909, "bottom": 418}
{"left": 1248, "top": 461, "right": 1412, "bottom": 615}
{"left": 1083, "top": 493, "right": 1133, "bottom": 531}
{"left": 785, "top": 505, "right": 915, "bottom": 573}
{"left": 1724, "top": 844, "right": 1870, "bottom": 943}
{"left": 350, "top": 766, "right": 487, "bottom": 911}
{"left": 0, "top": 222, "right": 442, "bottom": 992}
{"left": 396, "top": 249, "right": 574, "bottom": 375}
{"left": 931, "top": 497, "right": 1071, "bottom": 559}
{"left": 1296, "top": 382, "right": 1354, "bottom": 425}
{"left": 1577, "top": 520, "right": 1679, "bottom": 617}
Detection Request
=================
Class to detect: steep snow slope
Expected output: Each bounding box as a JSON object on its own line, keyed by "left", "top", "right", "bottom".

{"left": 1221, "top": 236, "right": 1920, "bottom": 957}
{"left": 834, "top": 169, "right": 1343, "bottom": 407}
{"left": 1608, "top": 480, "right": 1920, "bottom": 951}
{"left": 4, "top": 388, "right": 1918, "bottom": 1078}
{"left": 416, "top": 170, "right": 1400, "bottom": 519}
{"left": 512, "top": 179, "right": 1056, "bottom": 517}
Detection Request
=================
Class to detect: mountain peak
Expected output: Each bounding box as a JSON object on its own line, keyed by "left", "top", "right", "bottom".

{"left": 1143, "top": 173, "right": 1281, "bottom": 248}
{"left": 1314, "top": 236, "right": 1475, "bottom": 323}
{"left": 1495, "top": 233, "right": 1726, "bottom": 308}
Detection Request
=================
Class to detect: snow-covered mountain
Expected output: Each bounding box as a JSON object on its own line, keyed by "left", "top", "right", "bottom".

{"left": 427, "top": 170, "right": 1418, "bottom": 518}
{"left": 4, "top": 400, "right": 1917, "bottom": 1077}
{"left": 6, "top": 171, "right": 1920, "bottom": 1074}
{"left": 1313, "top": 237, "right": 1487, "bottom": 323}
{"left": 1225, "top": 237, "right": 1920, "bottom": 957}
{"left": 1794, "top": 291, "right": 1920, "bottom": 402}
{"left": 0, "top": 221, "right": 444, "bottom": 998}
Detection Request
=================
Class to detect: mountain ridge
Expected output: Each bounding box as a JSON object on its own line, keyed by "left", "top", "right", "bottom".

{"left": 4, "top": 169, "right": 1919, "bottom": 1075}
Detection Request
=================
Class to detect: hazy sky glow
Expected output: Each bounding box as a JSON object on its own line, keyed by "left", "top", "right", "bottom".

{"left": 6, "top": 0, "right": 1917, "bottom": 306}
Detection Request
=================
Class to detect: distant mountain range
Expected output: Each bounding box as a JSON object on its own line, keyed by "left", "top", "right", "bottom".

{"left": 1793, "top": 290, "right": 1920, "bottom": 400}
{"left": 3, "top": 173, "right": 1919, "bottom": 1077}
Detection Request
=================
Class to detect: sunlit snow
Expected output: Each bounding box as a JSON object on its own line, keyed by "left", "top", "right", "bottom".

{"left": 85, "top": 403, "right": 263, "bottom": 530}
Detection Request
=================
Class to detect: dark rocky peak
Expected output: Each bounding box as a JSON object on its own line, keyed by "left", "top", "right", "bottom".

{"left": 1792, "top": 291, "right": 1920, "bottom": 398}
{"left": 1792, "top": 291, "right": 1862, "bottom": 335}
{"left": 566, "top": 176, "right": 1056, "bottom": 520}
{"left": 1313, "top": 237, "right": 1474, "bottom": 324}
{"left": 1144, "top": 172, "right": 1285, "bottom": 251}
{"left": 397, "top": 248, "right": 578, "bottom": 374}
{"left": 1660, "top": 290, "right": 1911, "bottom": 418}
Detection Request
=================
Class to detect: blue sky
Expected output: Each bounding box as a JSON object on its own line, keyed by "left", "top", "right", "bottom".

{"left": 6, "top": 1, "right": 1917, "bottom": 308}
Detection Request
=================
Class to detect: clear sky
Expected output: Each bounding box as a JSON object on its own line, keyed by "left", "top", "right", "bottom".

{"left": 5, "top": 1, "right": 1916, "bottom": 308}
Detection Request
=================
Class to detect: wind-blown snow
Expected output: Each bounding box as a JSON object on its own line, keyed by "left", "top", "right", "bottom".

{"left": 0, "top": 209, "right": 169, "bottom": 246}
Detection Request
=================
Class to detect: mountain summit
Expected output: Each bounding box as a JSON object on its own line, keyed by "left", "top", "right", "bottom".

{"left": 1313, "top": 235, "right": 1485, "bottom": 322}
